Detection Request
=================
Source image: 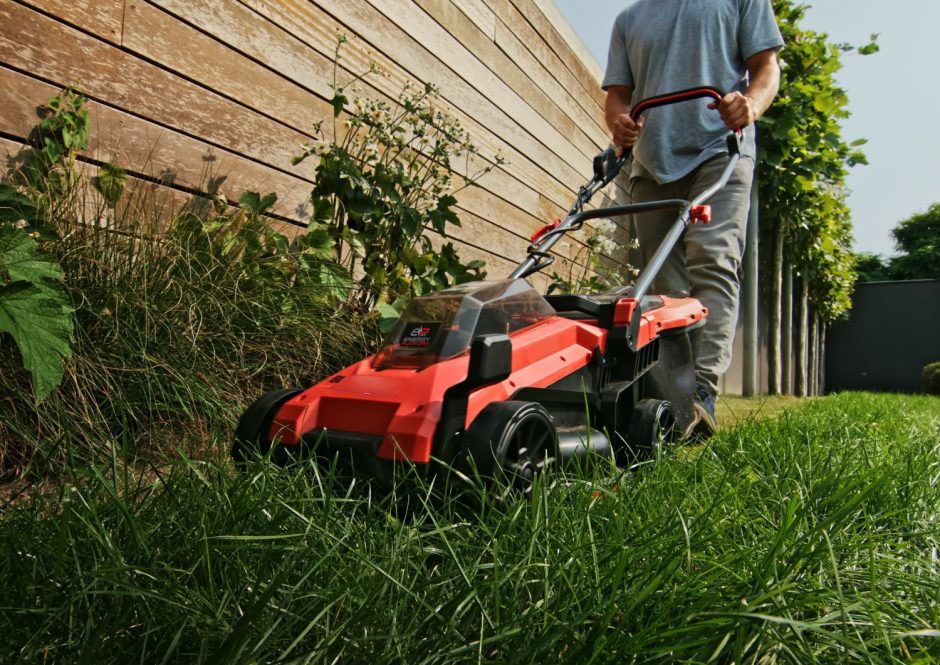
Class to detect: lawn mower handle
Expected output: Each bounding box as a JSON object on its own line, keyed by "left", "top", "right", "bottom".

{"left": 511, "top": 87, "right": 731, "bottom": 281}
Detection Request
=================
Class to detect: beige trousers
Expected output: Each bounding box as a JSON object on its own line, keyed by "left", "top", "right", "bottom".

{"left": 630, "top": 155, "right": 754, "bottom": 395}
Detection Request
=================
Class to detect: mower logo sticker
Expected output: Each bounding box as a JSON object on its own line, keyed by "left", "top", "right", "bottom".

{"left": 400, "top": 322, "right": 440, "bottom": 348}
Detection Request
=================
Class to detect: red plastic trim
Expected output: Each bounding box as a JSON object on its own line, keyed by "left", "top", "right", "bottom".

{"left": 531, "top": 219, "right": 561, "bottom": 243}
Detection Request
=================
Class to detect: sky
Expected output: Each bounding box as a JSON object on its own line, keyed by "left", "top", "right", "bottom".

{"left": 551, "top": 0, "right": 940, "bottom": 256}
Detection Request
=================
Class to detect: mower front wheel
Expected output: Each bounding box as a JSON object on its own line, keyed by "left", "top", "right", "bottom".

{"left": 459, "top": 401, "right": 557, "bottom": 502}
{"left": 232, "top": 388, "right": 301, "bottom": 469}
{"left": 627, "top": 398, "right": 677, "bottom": 454}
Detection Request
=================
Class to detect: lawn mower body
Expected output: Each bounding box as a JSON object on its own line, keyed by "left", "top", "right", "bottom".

{"left": 262, "top": 278, "right": 706, "bottom": 473}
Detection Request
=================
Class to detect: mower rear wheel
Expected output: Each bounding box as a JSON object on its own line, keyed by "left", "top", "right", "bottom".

{"left": 460, "top": 401, "right": 557, "bottom": 502}
{"left": 627, "top": 399, "right": 677, "bottom": 453}
{"left": 232, "top": 388, "right": 301, "bottom": 469}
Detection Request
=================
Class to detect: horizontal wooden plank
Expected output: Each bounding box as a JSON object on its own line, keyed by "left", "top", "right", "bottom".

{"left": 418, "top": 0, "right": 609, "bottom": 144}
{"left": 0, "top": 0, "right": 625, "bottom": 277}
{"left": 484, "top": 0, "right": 604, "bottom": 121}
{"left": 360, "top": 0, "right": 594, "bottom": 167}
{"left": 234, "top": 0, "right": 586, "bottom": 224}
{"left": 255, "top": 0, "right": 586, "bottom": 194}
{"left": 16, "top": 0, "right": 124, "bottom": 45}
{"left": 148, "top": 0, "right": 568, "bottom": 228}
{"left": 0, "top": 0, "right": 313, "bottom": 179}
{"left": 451, "top": 0, "right": 497, "bottom": 40}
{"left": 123, "top": 1, "right": 328, "bottom": 141}
{"left": 504, "top": 0, "right": 605, "bottom": 106}
{"left": 529, "top": 0, "right": 604, "bottom": 81}
{"left": 412, "top": 0, "right": 607, "bottom": 156}
{"left": 0, "top": 65, "right": 312, "bottom": 221}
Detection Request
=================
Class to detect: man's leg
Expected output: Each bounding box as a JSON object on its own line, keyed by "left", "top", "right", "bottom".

{"left": 630, "top": 176, "right": 689, "bottom": 297}
{"left": 682, "top": 156, "right": 754, "bottom": 396}
{"left": 630, "top": 156, "right": 754, "bottom": 436}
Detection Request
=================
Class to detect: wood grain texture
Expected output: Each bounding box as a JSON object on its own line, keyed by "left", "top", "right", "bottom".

{"left": 236, "top": 0, "right": 582, "bottom": 222}
{"left": 483, "top": 0, "right": 603, "bottom": 119}
{"left": 146, "top": 0, "right": 566, "bottom": 238}
{"left": 412, "top": 0, "right": 606, "bottom": 154}
{"left": 360, "top": 0, "right": 592, "bottom": 168}
{"left": 0, "top": 0, "right": 312, "bottom": 178}
{"left": 503, "top": 0, "right": 605, "bottom": 106}
{"left": 0, "top": 65, "right": 312, "bottom": 221}
{"left": 15, "top": 0, "right": 125, "bottom": 44}
{"left": 0, "top": 0, "right": 627, "bottom": 277}
{"left": 123, "top": 1, "right": 328, "bottom": 138}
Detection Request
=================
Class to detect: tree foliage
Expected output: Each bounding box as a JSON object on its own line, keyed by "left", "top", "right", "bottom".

{"left": 888, "top": 203, "right": 940, "bottom": 280}
{"left": 852, "top": 252, "right": 891, "bottom": 283}
{"left": 758, "top": 0, "right": 877, "bottom": 321}
{"left": 853, "top": 204, "right": 940, "bottom": 282}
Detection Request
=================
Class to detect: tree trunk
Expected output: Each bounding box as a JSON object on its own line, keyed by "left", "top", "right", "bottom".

{"left": 819, "top": 324, "right": 827, "bottom": 395}
{"left": 767, "top": 218, "right": 784, "bottom": 394}
{"left": 795, "top": 274, "right": 809, "bottom": 397}
{"left": 808, "top": 311, "right": 819, "bottom": 397}
{"left": 742, "top": 183, "right": 760, "bottom": 396}
{"left": 781, "top": 262, "right": 793, "bottom": 395}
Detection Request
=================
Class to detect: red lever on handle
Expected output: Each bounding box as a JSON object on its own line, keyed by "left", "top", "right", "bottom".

{"left": 531, "top": 219, "right": 561, "bottom": 243}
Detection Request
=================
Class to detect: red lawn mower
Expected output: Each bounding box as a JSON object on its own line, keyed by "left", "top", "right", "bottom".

{"left": 234, "top": 88, "right": 743, "bottom": 496}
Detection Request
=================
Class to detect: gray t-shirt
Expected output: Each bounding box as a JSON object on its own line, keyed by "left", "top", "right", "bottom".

{"left": 602, "top": 0, "right": 784, "bottom": 183}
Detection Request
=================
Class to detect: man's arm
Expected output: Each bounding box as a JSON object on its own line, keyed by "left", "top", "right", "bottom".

{"left": 715, "top": 49, "right": 781, "bottom": 129}
{"left": 605, "top": 85, "right": 644, "bottom": 150}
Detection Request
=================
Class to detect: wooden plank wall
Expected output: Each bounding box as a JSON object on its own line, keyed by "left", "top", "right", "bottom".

{"left": 0, "top": 0, "right": 626, "bottom": 283}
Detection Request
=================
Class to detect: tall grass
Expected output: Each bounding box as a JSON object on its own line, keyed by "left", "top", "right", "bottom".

{"left": 1, "top": 392, "right": 937, "bottom": 663}
{"left": 0, "top": 178, "right": 376, "bottom": 473}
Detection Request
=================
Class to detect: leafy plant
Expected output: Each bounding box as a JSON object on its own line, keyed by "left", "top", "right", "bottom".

{"left": 923, "top": 361, "right": 940, "bottom": 394}
{"left": 293, "top": 37, "right": 494, "bottom": 313}
{"left": 0, "top": 221, "right": 72, "bottom": 401}
{"left": 759, "top": 1, "right": 878, "bottom": 322}
{"left": 20, "top": 88, "right": 90, "bottom": 199}
{"left": 0, "top": 89, "right": 88, "bottom": 402}
{"left": 93, "top": 162, "right": 127, "bottom": 208}
{"left": 549, "top": 219, "right": 636, "bottom": 294}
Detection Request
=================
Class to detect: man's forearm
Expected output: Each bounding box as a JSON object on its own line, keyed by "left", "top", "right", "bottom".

{"left": 604, "top": 86, "right": 633, "bottom": 134}
{"left": 744, "top": 50, "right": 781, "bottom": 120}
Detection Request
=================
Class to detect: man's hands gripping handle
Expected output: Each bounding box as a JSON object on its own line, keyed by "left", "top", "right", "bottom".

{"left": 611, "top": 87, "right": 744, "bottom": 159}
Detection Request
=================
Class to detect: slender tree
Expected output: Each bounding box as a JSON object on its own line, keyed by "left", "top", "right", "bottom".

{"left": 758, "top": 0, "right": 876, "bottom": 389}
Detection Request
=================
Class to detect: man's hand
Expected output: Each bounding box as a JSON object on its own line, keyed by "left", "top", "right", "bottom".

{"left": 611, "top": 113, "right": 645, "bottom": 150}
{"left": 709, "top": 92, "right": 757, "bottom": 130}
{"left": 709, "top": 49, "right": 781, "bottom": 130}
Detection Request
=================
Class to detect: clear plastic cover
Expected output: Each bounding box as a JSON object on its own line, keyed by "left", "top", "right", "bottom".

{"left": 372, "top": 279, "right": 556, "bottom": 371}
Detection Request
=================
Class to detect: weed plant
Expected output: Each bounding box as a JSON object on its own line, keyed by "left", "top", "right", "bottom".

{"left": 0, "top": 175, "right": 376, "bottom": 473}
{"left": 1, "top": 392, "right": 937, "bottom": 663}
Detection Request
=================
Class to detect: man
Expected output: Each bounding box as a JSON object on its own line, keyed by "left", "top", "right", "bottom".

{"left": 603, "top": 0, "right": 783, "bottom": 436}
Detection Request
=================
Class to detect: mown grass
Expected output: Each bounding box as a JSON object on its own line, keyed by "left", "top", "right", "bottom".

{"left": 1, "top": 392, "right": 937, "bottom": 663}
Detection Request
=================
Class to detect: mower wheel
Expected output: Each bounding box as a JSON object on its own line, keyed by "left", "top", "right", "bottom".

{"left": 232, "top": 388, "right": 301, "bottom": 469}
{"left": 459, "top": 401, "right": 557, "bottom": 502}
{"left": 627, "top": 399, "right": 677, "bottom": 452}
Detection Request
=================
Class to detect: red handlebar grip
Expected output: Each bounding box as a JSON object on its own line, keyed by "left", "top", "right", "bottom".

{"left": 629, "top": 86, "right": 724, "bottom": 122}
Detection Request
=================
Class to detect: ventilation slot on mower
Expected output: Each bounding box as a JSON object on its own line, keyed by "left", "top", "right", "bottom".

{"left": 632, "top": 338, "right": 660, "bottom": 380}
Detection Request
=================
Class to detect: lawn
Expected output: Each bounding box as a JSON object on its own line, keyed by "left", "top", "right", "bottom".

{"left": 1, "top": 392, "right": 937, "bottom": 663}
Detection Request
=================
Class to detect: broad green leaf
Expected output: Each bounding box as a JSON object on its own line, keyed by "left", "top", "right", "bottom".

{"left": 331, "top": 92, "right": 348, "bottom": 118}
{"left": 376, "top": 303, "right": 402, "bottom": 334}
{"left": 0, "top": 224, "right": 65, "bottom": 285}
{"left": 238, "top": 191, "right": 261, "bottom": 215}
{"left": 93, "top": 162, "right": 127, "bottom": 207}
{"left": 0, "top": 282, "right": 73, "bottom": 400}
{"left": 0, "top": 184, "right": 40, "bottom": 225}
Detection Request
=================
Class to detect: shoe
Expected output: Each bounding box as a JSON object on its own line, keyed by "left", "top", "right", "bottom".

{"left": 684, "top": 385, "right": 718, "bottom": 440}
